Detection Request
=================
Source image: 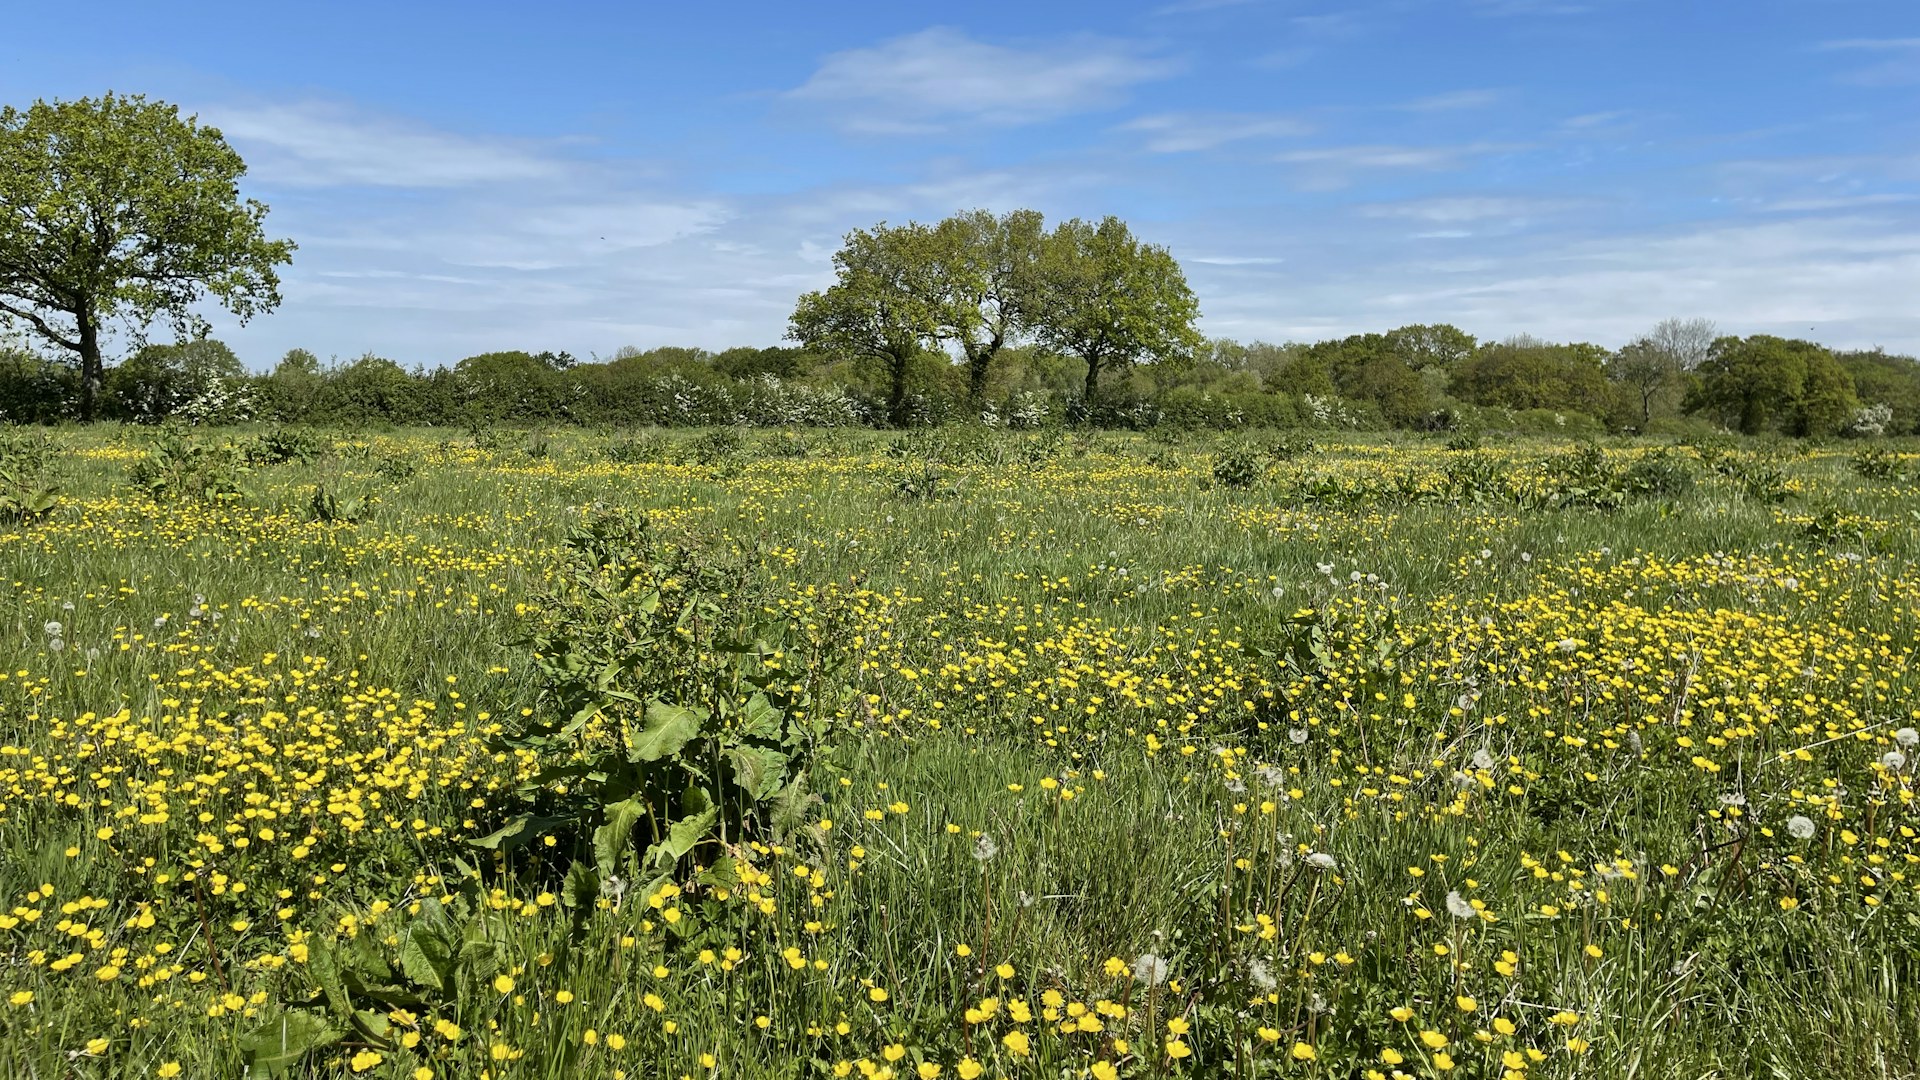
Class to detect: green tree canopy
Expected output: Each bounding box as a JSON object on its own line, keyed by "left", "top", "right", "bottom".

{"left": 930, "top": 208, "right": 1045, "bottom": 411}
{"left": 1835, "top": 348, "right": 1920, "bottom": 436}
{"left": 1452, "top": 336, "right": 1612, "bottom": 417}
{"left": 1686, "top": 334, "right": 1858, "bottom": 436}
{"left": 789, "top": 222, "right": 950, "bottom": 427}
{"left": 1033, "top": 216, "right": 1202, "bottom": 406}
{"left": 0, "top": 93, "right": 295, "bottom": 419}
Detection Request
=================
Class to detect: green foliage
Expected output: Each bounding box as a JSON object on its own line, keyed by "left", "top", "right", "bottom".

{"left": 789, "top": 222, "right": 950, "bottom": 428}
{"left": 0, "top": 93, "right": 294, "bottom": 418}
{"left": 1034, "top": 215, "right": 1204, "bottom": 405}
{"left": 1266, "top": 430, "right": 1319, "bottom": 461}
{"left": 484, "top": 511, "right": 854, "bottom": 910}
{"left": 1620, "top": 448, "right": 1697, "bottom": 497}
{"left": 253, "top": 892, "right": 517, "bottom": 1074}
{"left": 684, "top": 427, "right": 745, "bottom": 465}
{"left": 888, "top": 460, "right": 960, "bottom": 501}
{"left": 1836, "top": 348, "right": 1920, "bottom": 435}
{"left": 126, "top": 425, "right": 244, "bottom": 501}
{"left": 1687, "top": 335, "right": 1859, "bottom": 436}
{"left": 930, "top": 208, "right": 1045, "bottom": 407}
{"left": 306, "top": 484, "right": 368, "bottom": 524}
{"left": 0, "top": 429, "right": 58, "bottom": 522}
{"left": 0, "top": 344, "right": 77, "bottom": 423}
{"left": 245, "top": 428, "right": 330, "bottom": 466}
{"left": 604, "top": 432, "right": 670, "bottom": 464}
{"left": 1848, "top": 446, "right": 1904, "bottom": 481}
{"left": 1210, "top": 442, "right": 1266, "bottom": 489}
{"left": 1453, "top": 336, "right": 1613, "bottom": 417}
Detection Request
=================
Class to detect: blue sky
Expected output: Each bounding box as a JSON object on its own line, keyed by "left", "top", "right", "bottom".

{"left": 5, "top": 0, "right": 1918, "bottom": 367}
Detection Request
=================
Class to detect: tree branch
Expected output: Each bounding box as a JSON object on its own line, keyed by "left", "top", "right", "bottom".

{"left": 0, "top": 296, "right": 81, "bottom": 352}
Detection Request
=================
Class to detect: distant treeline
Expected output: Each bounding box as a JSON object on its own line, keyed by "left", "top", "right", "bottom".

{"left": 3, "top": 322, "right": 1917, "bottom": 437}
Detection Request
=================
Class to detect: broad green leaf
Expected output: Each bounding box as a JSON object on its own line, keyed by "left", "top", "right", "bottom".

{"left": 726, "top": 743, "right": 789, "bottom": 801}
{"left": 467, "top": 812, "right": 569, "bottom": 851}
{"left": 629, "top": 700, "right": 705, "bottom": 761}
{"left": 644, "top": 807, "right": 718, "bottom": 871}
{"left": 306, "top": 937, "right": 351, "bottom": 1020}
{"left": 564, "top": 859, "right": 601, "bottom": 909}
{"left": 350, "top": 1008, "right": 392, "bottom": 1046}
{"left": 593, "top": 797, "right": 647, "bottom": 878}
{"left": 238, "top": 1010, "right": 342, "bottom": 1077}
{"left": 398, "top": 922, "right": 453, "bottom": 994}
{"left": 739, "top": 691, "right": 782, "bottom": 738}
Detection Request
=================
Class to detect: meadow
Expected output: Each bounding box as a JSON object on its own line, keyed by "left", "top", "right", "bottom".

{"left": 1, "top": 424, "right": 1917, "bottom": 1080}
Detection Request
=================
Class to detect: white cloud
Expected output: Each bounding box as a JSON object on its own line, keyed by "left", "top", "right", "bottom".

{"left": 1197, "top": 213, "right": 1920, "bottom": 351}
{"left": 1818, "top": 37, "right": 1920, "bottom": 86}
{"left": 788, "top": 27, "right": 1180, "bottom": 132}
{"left": 1559, "top": 110, "right": 1632, "bottom": 131}
{"left": 1360, "top": 195, "right": 1585, "bottom": 223}
{"left": 1819, "top": 38, "right": 1920, "bottom": 51}
{"left": 1398, "top": 89, "right": 1501, "bottom": 112}
{"left": 1122, "top": 111, "right": 1313, "bottom": 152}
{"left": 1188, "top": 254, "right": 1285, "bottom": 265}
{"left": 1276, "top": 143, "right": 1514, "bottom": 169}
{"left": 202, "top": 102, "right": 565, "bottom": 188}
{"left": 1272, "top": 142, "right": 1524, "bottom": 188}
{"left": 1761, "top": 193, "right": 1916, "bottom": 213}
{"left": 1152, "top": 0, "right": 1265, "bottom": 14}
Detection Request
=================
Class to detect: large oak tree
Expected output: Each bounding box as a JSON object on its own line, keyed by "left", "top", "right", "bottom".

{"left": 930, "top": 208, "right": 1044, "bottom": 411}
{"left": 0, "top": 93, "right": 295, "bottom": 419}
{"left": 789, "top": 222, "right": 951, "bottom": 428}
{"left": 1033, "top": 216, "right": 1202, "bottom": 407}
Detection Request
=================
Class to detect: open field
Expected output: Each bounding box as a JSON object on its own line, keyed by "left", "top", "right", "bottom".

{"left": 2, "top": 426, "right": 1919, "bottom": 1079}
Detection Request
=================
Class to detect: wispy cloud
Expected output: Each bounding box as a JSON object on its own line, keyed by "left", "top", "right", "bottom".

{"left": 202, "top": 102, "right": 565, "bottom": 188}
{"left": 1819, "top": 38, "right": 1920, "bottom": 51}
{"left": 1818, "top": 37, "right": 1920, "bottom": 86}
{"left": 1472, "top": 0, "right": 1592, "bottom": 15}
{"left": 1761, "top": 193, "right": 1917, "bottom": 213}
{"left": 1359, "top": 195, "right": 1585, "bottom": 223}
{"left": 1152, "top": 0, "right": 1265, "bottom": 15}
{"left": 1398, "top": 89, "right": 1502, "bottom": 112}
{"left": 1122, "top": 111, "right": 1313, "bottom": 152}
{"left": 1559, "top": 110, "right": 1632, "bottom": 131}
{"left": 787, "top": 28, "right": 1180, "bottom": 133}
{"left": 1273, "top": 142, "right": 1524, "bottom": 188}
{"left": 1188, "top": 254, "right": 1285, "bottom": 265}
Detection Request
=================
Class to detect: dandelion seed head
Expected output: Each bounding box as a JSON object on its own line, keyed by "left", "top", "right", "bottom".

{"left": 1132, "top": 953, "right": 1168, "bottom": 986}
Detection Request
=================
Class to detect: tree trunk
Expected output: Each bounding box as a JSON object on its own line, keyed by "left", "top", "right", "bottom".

{"left": 967, "top": 349, "right": 990, "bottom": 414}
{"left": 77, "top": 313, "right": 103, "bottom": 422}
{"left": 888, "top": 350, "right": 910, "bottom": 428}
{"left": 966, "top": 334, "right": 1003, "bottom": 415}
{"left": 1082, "top": 353, "right": 1102, "bottom": 408}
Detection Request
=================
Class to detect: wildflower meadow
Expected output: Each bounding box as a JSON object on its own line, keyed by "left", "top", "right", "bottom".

{"left": 2, "top": 425, "right": 1917, "bottom": 1079}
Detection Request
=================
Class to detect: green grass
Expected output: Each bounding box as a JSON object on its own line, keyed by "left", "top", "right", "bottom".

{"left": 1, "top": 424, "right": 1917, "bottom": 1079}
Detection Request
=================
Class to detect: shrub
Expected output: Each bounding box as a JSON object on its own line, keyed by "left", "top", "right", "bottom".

{"left": 1621, "top": 448, "right": 1697, "bottom": 497}
{"left": 127, "top": 426, "right": 245, "bottom": 502}
{"left": 245, "top": 429, "right": 330, "bottom": 466}
{"left": 1849, "top": 446, "right": 1903, "bottom": 481}
{"left": 483, "top": 510, "right": 856, "bottom": 907}
{"left": 1210, "top": 443, "right": 1266, "bottom": 489}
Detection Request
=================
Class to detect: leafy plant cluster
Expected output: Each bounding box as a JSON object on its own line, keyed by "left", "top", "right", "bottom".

{"left": 0, "top": 428, "right": 58, "bottom": 522}
{"left": 243, "top": 428, "right": 331, "bottom": 466}
{"left": 476, "top": 510, "right": 858, "bottom": 916}
{"left": 126, "top": 424, "right": 245, "bottom": 501}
